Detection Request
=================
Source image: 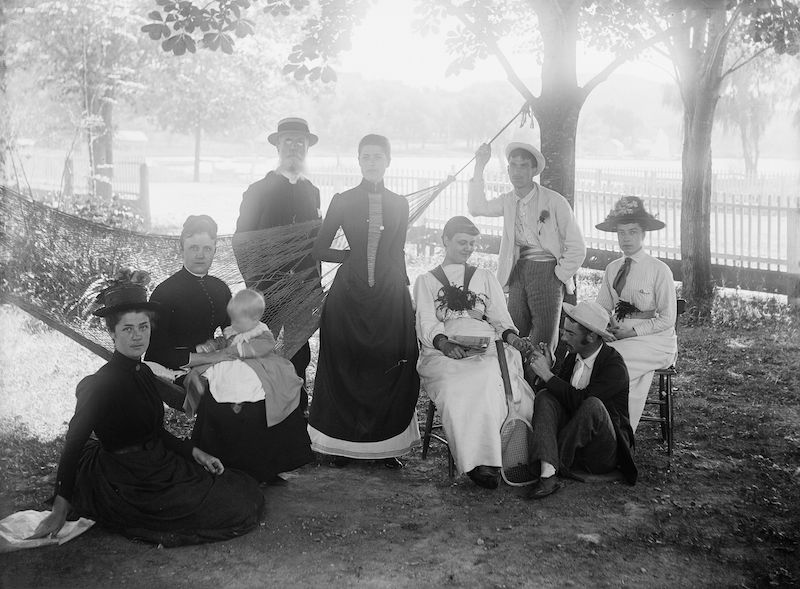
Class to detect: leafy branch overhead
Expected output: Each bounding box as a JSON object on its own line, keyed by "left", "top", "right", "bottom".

{"left": 142, "top": 0, "right": 376, "bottom": 81}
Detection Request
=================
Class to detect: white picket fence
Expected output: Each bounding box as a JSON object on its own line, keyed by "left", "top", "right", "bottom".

{"left": 314, "top": 166, "right": 799, "bottom": 273}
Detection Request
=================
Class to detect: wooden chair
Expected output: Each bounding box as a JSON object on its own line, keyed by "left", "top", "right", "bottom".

{"left": 639, "top": 298, "right": 686, "bottom": 457}
{"left": 420, "top": 397, "right": 455, "bottom": 479}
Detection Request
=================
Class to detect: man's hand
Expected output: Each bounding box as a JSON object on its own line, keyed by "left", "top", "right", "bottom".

{"left": 440, "top": 340, "right": 468, "bottom": 360}
{"left": 27, "top": 495, "right": 70, "bottom": 540}
{"left": 474, "top": 143, "right": 491, "bottom": 173}
{"left": 529, "top": 350, "right": 554, "bottom": 382}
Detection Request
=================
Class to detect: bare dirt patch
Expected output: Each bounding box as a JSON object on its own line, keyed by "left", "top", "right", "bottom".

{"left": 2, "top": 306, "right": 799, "bottom": 588}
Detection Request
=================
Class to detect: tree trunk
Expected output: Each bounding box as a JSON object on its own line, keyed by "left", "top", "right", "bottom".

{"left": 676, "top": 6, "right": 730, "bottom": 316}
{"left": 90, "top": 94, "right": 114, "bottom": 199}
{"left": 530, "top": 1, "right": 584, "bottom": 207}
{"left": 193, "top": 124, "right": 202, "bottom": 183}
{"left": 0, "top": 0, "right": 7, "bottom": 186}
{"left": 534, "top": 93, "right": 582, "bottom": 206}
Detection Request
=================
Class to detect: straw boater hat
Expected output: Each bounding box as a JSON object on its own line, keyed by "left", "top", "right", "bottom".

{"left": 562, "top": 301, "right": 612, "bottom": 340}
{"left": 505, "top": 126, "right": 546, "bottom": 175}
{"left": 92, "top": 270, "right": 159, "bottom": 317}
{"left": 268, "top": 117, "right": 319, "bottom": 147}
{"left": 595, "top": 196, "right": 665, "bottom": 232}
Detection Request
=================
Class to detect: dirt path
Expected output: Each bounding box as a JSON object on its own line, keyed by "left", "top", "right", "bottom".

{"left": 2, "top": 446, "right": 745, "bottom": 589}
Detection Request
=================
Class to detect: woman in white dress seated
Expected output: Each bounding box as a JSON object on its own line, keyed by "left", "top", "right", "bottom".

{"left": 595, "top": 196, "right": 678, "bottom": 431}
{"left": 414, "top": 216, "right": 535, "bottom": 489}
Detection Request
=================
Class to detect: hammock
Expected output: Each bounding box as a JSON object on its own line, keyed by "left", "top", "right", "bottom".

{"left": 0, "top": 106, "right": 531, "bottom": 361}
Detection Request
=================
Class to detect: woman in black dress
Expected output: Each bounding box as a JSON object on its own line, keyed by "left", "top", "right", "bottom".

{"left": 30, "top": 276, "right": 264, "bottom": 547}
{"left": 146, "top": 215, "right": 313, "bottom": 482}
{"left": 308, "top": 134, "right": 420, "bottom": 467}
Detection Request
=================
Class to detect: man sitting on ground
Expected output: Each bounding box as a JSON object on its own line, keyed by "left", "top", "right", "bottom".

{"left": 524, "top": 301, "right": 637, "bottom": 499}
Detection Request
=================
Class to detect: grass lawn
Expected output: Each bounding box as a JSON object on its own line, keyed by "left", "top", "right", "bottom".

{"left": 1, "top": 277, "right": 799, "bottom": 587}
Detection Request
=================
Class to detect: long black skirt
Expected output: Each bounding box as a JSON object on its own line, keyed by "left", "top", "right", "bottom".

{"left": 72, "top": 439, "right": 264, "bottom": 547}
{"left": 192, "top": 393, "right": 313, "bottom": 482}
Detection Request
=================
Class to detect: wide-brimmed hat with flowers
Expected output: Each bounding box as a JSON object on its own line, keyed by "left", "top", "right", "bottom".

{"left": 91, "top": 269, "right": 159, "bottom": 317}
{"left": 562, "top": 301, "right": 612, "bottom": 340}
{"left": 595, "top": 195, "right": 665, "bottom": 232}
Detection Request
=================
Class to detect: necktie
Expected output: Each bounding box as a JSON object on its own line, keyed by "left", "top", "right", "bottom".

{"left": 570, "top": 357, "right": 585, "bottom": 388}
{"left": 613, "top": 257, "right": 632, "bottom": 297}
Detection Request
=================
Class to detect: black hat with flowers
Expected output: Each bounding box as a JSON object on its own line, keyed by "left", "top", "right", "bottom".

{"left": 91, "top": 269, "right": 160, "bottom": 317}
{"left": 595, "top": 196, "right": 665, "bottom": 232}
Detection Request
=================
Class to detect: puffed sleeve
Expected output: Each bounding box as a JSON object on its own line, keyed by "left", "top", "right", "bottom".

{"left": 481, "top": 269, "right": 517, "bottom": 337}
{"left": 414, "top": 273, "right": 445, "bottom": 350}
{"left": 146, "top": 281, "right": 190, "bottom": 369}
{"left": 312, "top": 193, "right": 350, "bottom": 264}
{"left": 54, "top": 376, "right": 101, "bottom": 502}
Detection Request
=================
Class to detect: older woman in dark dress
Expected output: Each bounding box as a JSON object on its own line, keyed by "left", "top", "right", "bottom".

{"left": 30, "top": 277, "right": 264, "bottom": 547}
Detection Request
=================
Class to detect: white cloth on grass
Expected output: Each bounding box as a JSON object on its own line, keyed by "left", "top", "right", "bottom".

{"left": 0, "top": 510, "right": 94, "bottom": 553}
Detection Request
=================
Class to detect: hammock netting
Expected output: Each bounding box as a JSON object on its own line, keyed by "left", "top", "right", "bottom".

{"left": 0, "top": 179, "right": 453, "bottom": 361}
{"left": 1, "top": 106, "right": 531, "bottom": 361}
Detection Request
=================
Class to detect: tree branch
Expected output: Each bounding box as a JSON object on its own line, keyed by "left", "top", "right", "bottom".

{"left": 723, "top": 46, "right": 770, "bottom": 79}
{"left": 448, "top": 2, "right": 538, "bottom": 104}
{"left": 582, "top": 17, "right": 697, "bottom": 97}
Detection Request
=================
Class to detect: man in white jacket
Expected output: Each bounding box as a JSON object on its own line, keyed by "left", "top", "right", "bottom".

{"left": 468, "top": 127, "right": 586, "bottom": 353}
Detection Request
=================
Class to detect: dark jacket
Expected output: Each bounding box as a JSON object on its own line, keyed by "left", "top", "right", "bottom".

{"left": 146, "top": 267, "right": 231, "bottom": 369}
{"left": 545, "top": 343, "right": 638, "bottom": 484}
{"left": 233, "top": 171, "right": 321, "bottom": 287}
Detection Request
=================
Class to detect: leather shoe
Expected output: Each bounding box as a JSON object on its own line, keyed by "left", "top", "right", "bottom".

{"left": 383, "top": 457, "right": 404, "bottom": 470}
{"left": 525, "top": 475, "right": 562, "bottom": 500}
{"left": 467, "top": 465, "right": 500, "bottom": 489}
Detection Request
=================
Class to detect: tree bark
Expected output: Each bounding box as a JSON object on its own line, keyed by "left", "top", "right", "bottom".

{"left": 88, "top": 93, "right": 114, "bottom": 199}
{"left": 193, "top": 124, "right": 202, "bottom": 183}
{"left": 530, "top": 1, "right": 585, "bottom": 206}
{"left": 677, "top": 7, "right": 730, "bottom": 315}
{"left": 0, "top": 0, "right": 7, "bottom": 186}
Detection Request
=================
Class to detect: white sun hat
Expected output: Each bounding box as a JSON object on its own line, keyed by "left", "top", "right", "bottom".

{"left": 505, "top": 126, "right": 546, "bottom": 175}
{"left": 562, "top": 301, "right": 612, "bottom": 340}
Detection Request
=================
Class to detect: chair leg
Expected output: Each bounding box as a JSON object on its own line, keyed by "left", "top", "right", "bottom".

{"left": 666, "top": 374, "right": 674, "bottom": 457}
{"left": 421, "top": 398, "right": 435, "bottom": 459}
{"left": 447, "top": 451, "right": 455, "bottom": 479}
{"left": 658, "top": 373, "right": 668, "bottom": 443}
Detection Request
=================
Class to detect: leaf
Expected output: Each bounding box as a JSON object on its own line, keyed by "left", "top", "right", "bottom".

{"left": 141, "top": 23, "right": 165, "bottom": 40}
{"left": 148, "top": 11, "right": 163, "bottom": 21}
{"left": 220, "top": 34, "right": 234, "bottom": 54}
{"left": 282, "top": 63, "right": 298, "bottom": 74}
{"left": 162, "top": 35, "right": 180, "bottom": 51}
{"left": 320, "top": 66, "right": 337, "bottom": 83}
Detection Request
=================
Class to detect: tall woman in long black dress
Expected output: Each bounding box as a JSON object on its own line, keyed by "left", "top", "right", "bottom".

{"left": 30, "top": 277, "right": 264, "bottom": 547}
{"left": 308, "top": 134, "right": 420, "bottom": 467}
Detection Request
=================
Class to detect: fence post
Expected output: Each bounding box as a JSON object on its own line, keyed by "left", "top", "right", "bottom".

{"left": 139, "top": 163, "right": 151, "bottom": 231}
{"left": 64, "top": 157, "right": 73, "bottom": 197}
{"left": 788, "top": 204, "right": 800, "bottom": 308}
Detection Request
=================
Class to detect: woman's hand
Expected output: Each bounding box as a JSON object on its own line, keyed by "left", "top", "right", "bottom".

{"left": 192, "top": 447, "right": 225, "bottom": 475}
{"left": 507, "top": 334, "right": 533, "bottom": 358}
{"left": 440, "top": 341, "right": 468, "bottom": 360}
{"left": 609, "top": 325, "right": 636, "bottom": 340}
{"left": 27, "top": 495, "right": 70, "bottom": 540}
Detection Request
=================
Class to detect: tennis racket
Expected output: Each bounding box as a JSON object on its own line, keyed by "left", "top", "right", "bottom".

{"left": 496, "top": 340, "right": 537, "bottom": 486}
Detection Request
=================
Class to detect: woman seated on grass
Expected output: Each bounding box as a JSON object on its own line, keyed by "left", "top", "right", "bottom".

{"left": 30, "top": 273, "right": 264, "bottom": 547}
{"left": 414, "top": 216, "right": 535, "bottom": 489}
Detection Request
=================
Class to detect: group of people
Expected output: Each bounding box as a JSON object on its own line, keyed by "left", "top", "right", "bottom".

{"left": 31, "top": 116, "right": 678, "bottom": 546}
